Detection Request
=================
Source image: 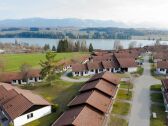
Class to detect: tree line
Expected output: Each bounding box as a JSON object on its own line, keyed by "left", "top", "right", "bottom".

{"left": 43, "top": 39, "right": 94, "bottom": 52}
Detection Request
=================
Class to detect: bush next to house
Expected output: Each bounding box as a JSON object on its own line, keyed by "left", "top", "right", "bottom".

{"left": 52, "top": 104, "right": 59, "bottom": 112}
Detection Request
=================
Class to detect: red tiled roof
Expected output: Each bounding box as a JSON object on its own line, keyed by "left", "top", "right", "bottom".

{"left": 88, "top": 71, "right": 120, "bottom": 85}
{"left": 157, "top": 61, "right": 168, "bottom": 69}
{"left": 52, "top": 105, "right": 104, "bottom": 126}
{"left": 72, "top": 63, "right": 87, "bottom": 72}
{"left": 117, "top": 58, "right": 137, "bottom": 68}
{"left": 87, "top": 62, "right": 103, "bottom": 70}
{"left": 0, "top": 83, "right": 51, "bottom": 120}
{"left": 80, "top": 79, "right": 118, "bottom": 97}
{"left": 162, "top": 79, "right": 168, "bottom": 90}
{"left": 69, "top": 90, "right": 112, "bottom": 113}
{"left": 0, "top": 69, "right": 41, "bottom": 83}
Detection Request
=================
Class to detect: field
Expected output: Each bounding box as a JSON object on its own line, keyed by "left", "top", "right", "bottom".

{"left": 0, "top": 52, "right": 88, "bottom": 72}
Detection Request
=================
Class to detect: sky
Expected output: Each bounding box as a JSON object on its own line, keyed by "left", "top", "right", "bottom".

{"left": 0, "top": 0, "right": 168, "bottom": 28}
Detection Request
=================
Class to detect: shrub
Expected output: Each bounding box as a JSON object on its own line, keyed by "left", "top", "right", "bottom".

{"left": 52, "top": 104, "right": 59, "bottom": 112}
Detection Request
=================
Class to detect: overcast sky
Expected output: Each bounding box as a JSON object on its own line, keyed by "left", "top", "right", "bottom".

{"left": 0, "top": 0, "right": 168, "bottom": 28}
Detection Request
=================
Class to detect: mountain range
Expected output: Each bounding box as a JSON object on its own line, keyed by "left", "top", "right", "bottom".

{"left": 0, "top": 18, "right": 127, "bottom": 28}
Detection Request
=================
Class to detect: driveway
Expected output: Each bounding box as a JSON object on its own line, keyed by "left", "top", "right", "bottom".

{"left": 129, "top": 54, "right": 161, "bottom": 126}
{"left": 60, "top": 70, "right": 90, "bottom": 82}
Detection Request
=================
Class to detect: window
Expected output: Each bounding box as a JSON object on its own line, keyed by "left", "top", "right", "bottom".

{"left": 13, "top": 80, "right": 16, "bottom": 83}
{"left": 22, "top": 79, "right": 26, "bottom": 82}
{"left": 99, "top": 69, "right": 103, "bottom": 72}
{"left": 91, "top": 69, "right": 94, "bottom": 72}
{"left": 160, "top": 68, "right": 165, "bottom": 71}
{"left": 27, "top": 113, "right": 33, "bottom": 119}
{"left": 85, "top": 71, "right": 88, "bottom": 74}
{"left": 29, "top": 77, "right": 33, "bottom": 80}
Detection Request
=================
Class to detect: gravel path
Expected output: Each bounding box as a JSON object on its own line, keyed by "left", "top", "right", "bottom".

{"left": 60, "top": 70, "right": 90, "bottom": 82}
{"left": 129, "top": 54, "right": 161, "bottom": 126}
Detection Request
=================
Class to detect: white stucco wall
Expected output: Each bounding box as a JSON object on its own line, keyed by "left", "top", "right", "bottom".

{"left": 11, "top": 77, "right": 42, "bottom": 85}
{"left": 13, "top": 106, "right": 51, "bottom": 126}
{"left": 156, "top": 68, "right": 167, "bottom": 75}
{"left": 128, "top": 67, "right": 137, "bottom": 73}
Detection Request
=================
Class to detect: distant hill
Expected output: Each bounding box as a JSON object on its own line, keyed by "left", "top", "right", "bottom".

{"left": 0, "top": 18, "right": 127, "bottom": 28}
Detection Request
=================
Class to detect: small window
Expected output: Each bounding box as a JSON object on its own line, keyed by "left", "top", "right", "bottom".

{"left": 27, "top": 113, "right": 33, "bottom": 119}
{"left": 91, "top": 69, "right": 94, "bottom": 72}
{"left": 13, "top": 80, "right": 16, "bottom": 83}
{"left": 22, "top": 79, "right": 26, "bottom": 82}
{"left": 160, "top": 68, "right": 165, "bottom": 71}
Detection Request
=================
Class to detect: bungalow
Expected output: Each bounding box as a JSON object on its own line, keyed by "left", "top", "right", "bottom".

{"left": 0, "top": 83, "right": 51, "bottom": 126}
{"left": 156, "top": 61, "right": 168, "bottom": 75}
{"left": 0, "top": 69, "right": 42, "bottom": 85}
{"left": 161, "top": 79, "right": 168, "bottom": 112}
{"left": 52, "top": 72, "right": 120, "bottom": 126}
{"left": 116, "top": 58, "right": 138, "bottom": 73}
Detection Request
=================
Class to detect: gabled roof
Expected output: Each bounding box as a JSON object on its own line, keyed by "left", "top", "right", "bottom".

{"left": 3, "top": 94, "right": 34, "bottom": 120}
{"left": 52, "top": 105, "right": 104, "bottom": 126}
{"left": 80, "top": 79, "right": 118, "bottom": 97}
{"left": 87, "top": 62, "right": 103, "bottom": 70}
{"left": 161, "top": 79, "right": 168, "bottom": 90}
{"left": 0, "top": 83, "right": 51, "bottom": 120}
{"left": 0, "top": 69, "right": 41, "bottom": 83}
{"left": 116, "top": 58, "right": 137, "bottom": 68}
{"left": 102, "top": 60, "right": 119, "bottom": 69}
{"left": 68, "top": 90, "right": 112, "bottom": 113}
{"left": 88, "top": 71, "right": 120, "bottom": 85}
{"left": 157, "top": 61, "right": 168, "bottom": 69}
{"left": 72, "top": 63, "right": 87, "bottom": 72}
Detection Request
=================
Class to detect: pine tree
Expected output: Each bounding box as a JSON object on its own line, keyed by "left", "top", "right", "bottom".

{"left": 52, "top": 45, "right": 56, "bottom": 51}
{"left": 89, "top": 43, "right": 94, "bottom": 52}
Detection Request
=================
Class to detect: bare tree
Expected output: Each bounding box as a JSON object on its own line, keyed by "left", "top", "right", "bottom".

{"left": 129, "top": 41, "right": 137, "bottom": 49}
{"left": 113, "top": 40, "right": 123, "bottom": 51}
{"left": 20, "top": 63, "right": 32, "bottom": 84}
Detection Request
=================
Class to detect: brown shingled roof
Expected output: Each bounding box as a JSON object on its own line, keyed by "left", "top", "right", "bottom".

{"left": 72, "top": 63, "right": 87, "bottom": 72}
{"left": 52, "top": 105, "right": 104, "bottom": 126}
{"left": 0, "top": 69, "right": 41, "bottom": 83}
{"left": 88, "top": 71, "right": 120, "bottom": 85}
{"left": 117, "top": 58, "right": 137, "bottom": 68}
{"left": 157, "top": 61, "right": 168, "bottom": 69}
{"left": 3, "top": 94, "right": 34, "bottom": 120}
{"left": 80, "top": 79, "right": 118, "bottom": 97}
{"left": 68, "top": 90, "right": 112, "bottom": 113}
{"left": 162, "top": 79, "right": 168, "bottom": 90}
{"left": 87, "top": 62, "right": 103, "bottom": 70}
{"left": 0, "top": 83, "right": 51, "bottom": 120}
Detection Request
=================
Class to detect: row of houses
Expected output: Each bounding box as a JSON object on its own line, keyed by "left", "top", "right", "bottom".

{"left": 0, "top": 69, "right": 42, "bottom": 85}
{"left": 52, "top": 72, "right": 120, "bottom": 126}
{"left": 72, "top": 52, "right": 139, "bottom": 76}
{"left": 0, "top": 82, "right": 52, "bottom": 126}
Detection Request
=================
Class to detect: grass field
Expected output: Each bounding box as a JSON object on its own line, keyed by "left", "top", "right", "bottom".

{"left": 0, "top": 52, "right": 88, "bottom": 72}
{"left": 150, "top": 104, "right": 166, "bottom": 126}
{"left": 117, "top": 89, "right": 133, "bottom": 100}
{"left": 150, "top": 84, "right": 162, "bottom": 91}
{"left": 108, "top": 115, "right": 128, "bottom": 126}
{"left": 112, "top": 101, "right": 131, "bottom": 115}
{"left": 151, "top": 93, "right": 163, "bottom": 103}
{"left": 120, "top": 81, "right": 133, "bottom": 89}
{"left": 24, "top": 77, "right": 84, "bottom": 126}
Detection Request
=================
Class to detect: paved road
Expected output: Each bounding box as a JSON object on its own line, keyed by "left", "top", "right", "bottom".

{"left": 60, "top": 70, "right": 89, "bottom": 82}
{"left": 129, "top": 54, "right": 161, "bottom": 126}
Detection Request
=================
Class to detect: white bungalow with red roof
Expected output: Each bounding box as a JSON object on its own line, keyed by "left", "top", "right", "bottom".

{"left": 0, "top": 83, "right": 52, "bottom": 126}
{"left": 156, "top": 61, "right": 168, "bottom": 75}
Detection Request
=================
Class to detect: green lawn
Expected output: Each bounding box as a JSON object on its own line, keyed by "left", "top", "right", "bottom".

{"left": 0, "top": 52, "right": 88, "bottom": 72}
{"left": 117, "top": 89, "right": 132, "bottom": 100}
{"left": 150, "top": 104, "right": 166, "bottom": 126}
{"left": 112, "top": 101, "right": 131, "bottom": 115}
{"left": 24, "top": 78, "right": 84, "bottom": 126}
{"left": 150, "top": 84, "right": 162, "bottom": 91}
{"left": 151, "top": 93, "right": 163, "bottom": 103}
{"left": 108, "top": 115, "right": 128, "bottom": 126}
{"left": 120, "top": 81, "right": 133, "bottom": 89}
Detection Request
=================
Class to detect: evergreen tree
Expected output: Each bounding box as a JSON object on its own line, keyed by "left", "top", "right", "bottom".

{"left": 52, "top": 45, "right": 56, "bottom": 51}
{"left": 89, "top": 43, "right": 94, "bottom": 52}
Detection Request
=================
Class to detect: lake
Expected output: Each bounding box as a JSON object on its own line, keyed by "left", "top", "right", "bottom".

{"left": 0, "top": 38, "right": 167, "bottom": 50}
